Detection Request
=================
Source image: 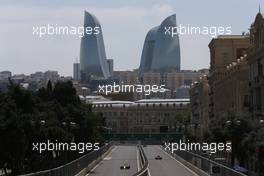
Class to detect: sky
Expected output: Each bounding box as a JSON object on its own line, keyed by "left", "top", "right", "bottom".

{"left": 0, "top": 0, "right": 262, "bottom": 76}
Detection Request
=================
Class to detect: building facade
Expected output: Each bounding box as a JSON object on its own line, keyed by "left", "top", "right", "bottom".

{"left": 73, "top": 63, "right": 81, "bottom": 81}
{"left": 248, "top": 13, "right": 264, "bottom": 119}
{"left": 139, "top": 14, "right": 181, "bottom": 77}
{"left": 113, "top": 71, "right": 139, "bottom": 85}
{"left": 80, "top": 11, "right": 110, "bottom": 80}
{"left": 142, "top": 72, "right": 161, "bottom": 86}
{"left": 213, "top": 56, "right": 250, "bottom": 118}
{"left": 164, "top": 70, "right": 208, "bottom": 91}
{"left": 208, "top": 35, "right": 251, "bottom": 119}
{"left": 190, "top": 75, "right": 210, "bottom": 140}
{"left": 0, "top": 71, "right": 11, "bottom": 81}
{"left": 92, "top": 99, "right": 190, "bottom": 133}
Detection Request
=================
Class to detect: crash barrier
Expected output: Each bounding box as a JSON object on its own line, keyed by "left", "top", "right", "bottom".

{"left": 132, "top": 145, "right": 149, "bottom": 176}
{"left": 104, "top": 132, "right": 183, "bottom": 141}
{"left": 19, "top": 142, "right": 113, "bottom": 176}
{"left": 163, "top": 147, "right": 247, "bottom": 176}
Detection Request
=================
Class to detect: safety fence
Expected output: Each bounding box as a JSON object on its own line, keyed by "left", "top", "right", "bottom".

{"left": 164, "top": 147, "right": 248, "bottom": 176}
{"left": 19, "top": 142, "right": 113, "bottom": 176}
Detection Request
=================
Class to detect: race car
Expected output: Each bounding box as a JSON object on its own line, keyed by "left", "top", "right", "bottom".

{"left": 155, "top": 155, "right": 162, "bottom": 160}
{"left": 120, "top": 163, "right": 131, "bottom": 169}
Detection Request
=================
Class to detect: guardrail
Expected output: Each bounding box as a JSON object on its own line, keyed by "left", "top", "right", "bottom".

{"left": 132, "top": 145, "right": 149, "bottom": 176}
{"left": 164, "top": 147, "right": 247, "bottom": 176}
{"left": 19, "top": 142, "right": 113, "bottom": 176}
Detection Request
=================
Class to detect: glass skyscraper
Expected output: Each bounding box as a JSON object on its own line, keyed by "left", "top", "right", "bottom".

{"left": 80, "top": 11, "right": 110, "bottom": 80}
{"left": 139, "top": 14, "right": 181, "bottom": 77}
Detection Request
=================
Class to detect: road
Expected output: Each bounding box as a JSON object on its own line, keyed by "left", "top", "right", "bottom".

{"left": 143, "top": 145, "right": 198, "bottom": 176}
{"left": 86, "top": 145, "right": 139, "bottom": 176}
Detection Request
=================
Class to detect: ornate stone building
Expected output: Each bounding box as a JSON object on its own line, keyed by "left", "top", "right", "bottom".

{"left": 190, "top": 75, "right": 210, "bottom": 140}
{"left": 248, "top": 13, "right": 264, "bottom": 119}
{"left": 213, "top": 55, "right": 250, "bottom": 118}
{"left": 208, "top": 35, "right": 251, "bottom": 119}
{"left": 92, "top": 99, "right": 190, "bottom": 133}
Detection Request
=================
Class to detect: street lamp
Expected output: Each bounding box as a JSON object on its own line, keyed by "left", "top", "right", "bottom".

{"left": 40, "top": 120, "right": 46, "bottom": 126}
{"left": 81, "top": 87, "right": 88, "bottom": 102}
{"left": 225, "top": 119, "right": 241, "bottom": 167}
{"left": 70, "top": 122, "right": 77, "bottom": 128}
{"left": 226, "top": 120, "right": 231, "bottom": 125}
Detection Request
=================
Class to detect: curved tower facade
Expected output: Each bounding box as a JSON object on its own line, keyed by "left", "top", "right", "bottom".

{"left": 80, "top": 11, "right": 110, "bottom": 79}
{"left": 139, "top": 14, "right": 181, "bottom": 77}
{"left": 139, "top": 26, "right": 158, "bottom": 77}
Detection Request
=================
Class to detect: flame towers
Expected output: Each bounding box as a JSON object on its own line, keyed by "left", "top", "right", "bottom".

{"left": 80, "top": 11, "right": 110, "bottom": 80}
{"left": 139, "top": 14, "right": 181, "bottom": 77}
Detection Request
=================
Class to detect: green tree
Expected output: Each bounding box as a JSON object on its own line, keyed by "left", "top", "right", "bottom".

{"left": 0, "top": 81, "right": 105, "bottom": 175}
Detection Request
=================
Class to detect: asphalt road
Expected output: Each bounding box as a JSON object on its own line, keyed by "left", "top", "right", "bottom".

{"left": 143, "top": 145, "right": 198, "bottom": 176}
{"left": 86, "top": 145, "right": 139, "bottom": 176}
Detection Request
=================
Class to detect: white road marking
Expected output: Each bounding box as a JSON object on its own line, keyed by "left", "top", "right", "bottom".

{"left": 136, "top": 147, "right": 140, "bottom": 171}
{"left": 104, "top": 157, "right": 112, "bottom": 160}
{"left": 86, "top": 146, "right": 116, "bottom": 176}
{"left": 148, "top": 168, "right": 152, "bottom": 176}
{"left": 158, "top": 147, "right": 199, "bottom": 176}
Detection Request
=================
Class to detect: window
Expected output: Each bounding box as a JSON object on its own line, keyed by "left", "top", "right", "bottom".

{"left": 243, "top": 95, "right": 249, "bottom": 107}
{"left": 258, "top": 59, "right": 263, "bottom": 77}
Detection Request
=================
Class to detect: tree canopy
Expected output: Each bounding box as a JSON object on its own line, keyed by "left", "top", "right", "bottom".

{"left": 0, "top": 81, "right": 104, "bottom": 175}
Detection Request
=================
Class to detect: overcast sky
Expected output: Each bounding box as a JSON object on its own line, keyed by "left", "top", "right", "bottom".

{"left": 0, "top": 0, "right": 262, "bottom": 76}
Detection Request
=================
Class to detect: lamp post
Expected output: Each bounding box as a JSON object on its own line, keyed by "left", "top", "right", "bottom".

{"left": 257, "top": 118, "right": 264, "bottom": 175}
{"left": 225, "top": 119, "right": 241, "bottom": 167}
{"left": 81, "top": 87, "right": 88, "bottom": 102}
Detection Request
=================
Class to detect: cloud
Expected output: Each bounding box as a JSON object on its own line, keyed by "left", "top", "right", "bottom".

{"left": 0, "top": 4, "right": 178, "bottom": 75}
{"left": 0, "top": 4, "right": 175, "bottom": 25}
{"left": 0, "top": 3, "right": 212, "bottom": 76}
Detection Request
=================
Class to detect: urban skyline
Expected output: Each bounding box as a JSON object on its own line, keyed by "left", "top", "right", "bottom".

{"left": 1, "top": 1, "right": 264, "bottom": 175}
{"left": 0, "top": 0, "right": 262, "bottom": 76}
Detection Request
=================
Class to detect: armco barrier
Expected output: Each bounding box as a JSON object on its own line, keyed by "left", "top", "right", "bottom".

{"left": 19, "top": 142, "right": 113, "bottom": 176}
{"left": 132, "top": 145, "right": 149, "bottom": 176}
{"left": 163, "top": 147, "right": 248, "bottom": 176}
